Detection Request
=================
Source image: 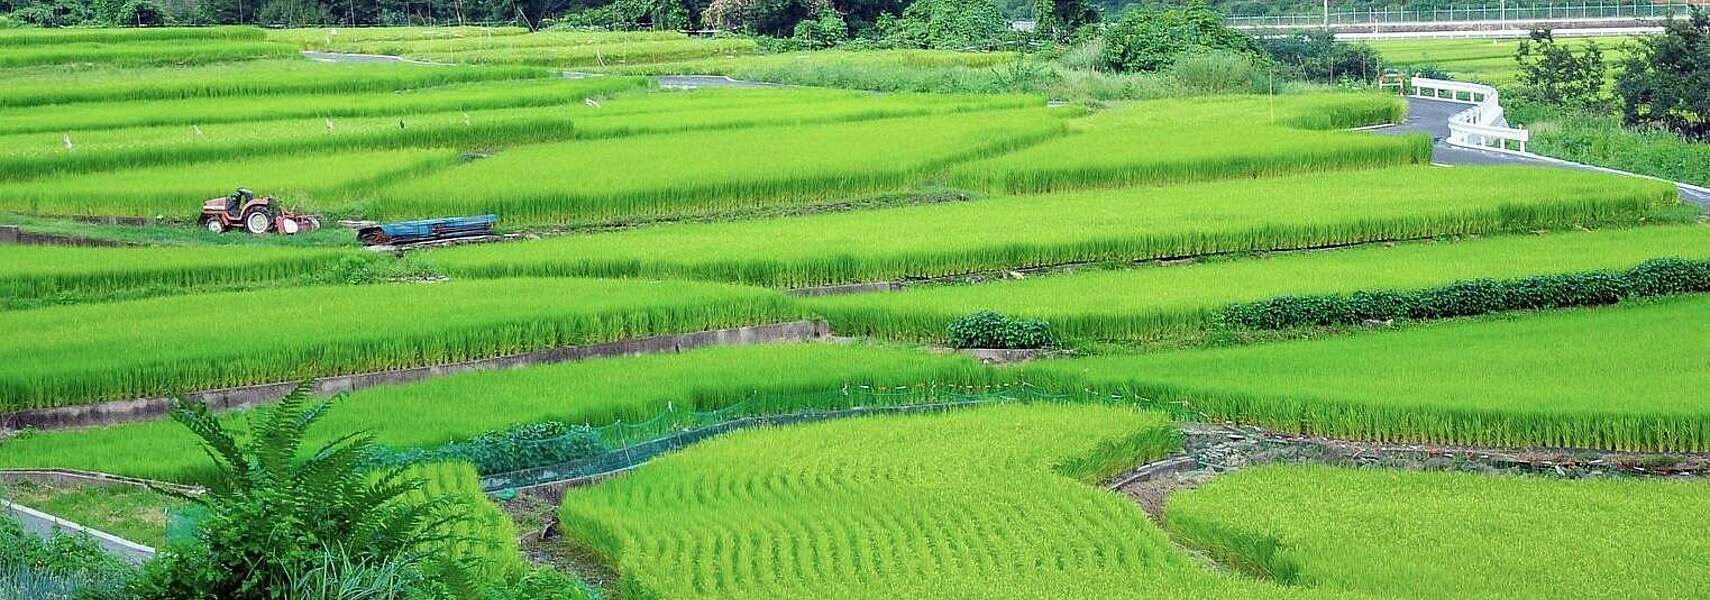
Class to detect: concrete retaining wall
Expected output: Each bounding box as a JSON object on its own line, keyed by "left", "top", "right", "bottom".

{"left": 3, "top": 320, "right": 831, "bottom": 430}
{"left": 4, "top": 500, "right": 156, "bottom": 564}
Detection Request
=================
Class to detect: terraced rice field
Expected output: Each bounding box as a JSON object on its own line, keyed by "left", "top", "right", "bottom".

{"left": 1368, "top": 36, "right": 1632, "bottom": 84}
{"left": 2, "top": 25, "right": 1704, "bottom": 599}
{"left": 1029, "top": 296, "right": 1710, "bottom": 451}
{"left": 428, "top": 166, "right": 1675, "bottom": 287}
{"left": 376, "top": 107, "right": 1068, "bottom": 223}
{"left": 950, "top": 93, "right": 1428, "bottom": 192}
{"left": 556, "top": 404, "right": 1290, "bottom": 598}
{"left": 1167, "top": 464, "right": 1710, "bottom": 598}
{"left": 0, "top": 343, "right": 993, "bottom": 482}
{"left": 0, "top": 278, "right": 797, "bottom": 410}
{"left": 807, "top": 225, "right": 1710, "bottom": 341}
{"left": 0, "top": 148, "right": 458, "bottom": 218}
{"left": 0, "top": 244, "right": 353, "bottom": 303}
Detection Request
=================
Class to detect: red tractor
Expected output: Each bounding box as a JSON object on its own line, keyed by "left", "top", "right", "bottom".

{"left": 200, "top": 188, "right": 320, "bottom": 235}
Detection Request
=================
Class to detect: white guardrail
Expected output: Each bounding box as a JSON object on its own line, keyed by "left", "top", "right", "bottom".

{"left": 1411, "top": 77, "right": 1530, "bottom": 153}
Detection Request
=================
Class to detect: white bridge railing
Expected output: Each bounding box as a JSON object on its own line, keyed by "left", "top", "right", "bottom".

{"left": 1411, "top": 77, "right": 1529, "bottom": 154}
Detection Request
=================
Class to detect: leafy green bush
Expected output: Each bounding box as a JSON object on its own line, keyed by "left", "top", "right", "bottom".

{"left": 947, "top": 310, "right": 1056, "bottom": 348}
{"left": 879, "top": 0, "right": 1009, "bottom": 50}
{"left": 365, "top": 421, "right": 611, "bottom": 474}
{"left": 1628, "top": 257, "right": 1710, "bottom": 296}
{"left": 1221, "top": 257, "right": 1710, "bottom": 329}
{"left": 1258, "top": 29, "right": 1381, "bottom": 83}
{"left": 792, "top": 7, "right": 847, "bottom": 48}
{"left": 1099, "top": 2, "right": 1256, "bottom": 73}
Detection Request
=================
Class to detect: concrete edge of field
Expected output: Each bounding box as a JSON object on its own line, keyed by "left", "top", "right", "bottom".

{"left": 2, "top": 320, "right": 831, "bottom": 431}
{"left": 3, "top": 499, "right": 156, "bottom": 564}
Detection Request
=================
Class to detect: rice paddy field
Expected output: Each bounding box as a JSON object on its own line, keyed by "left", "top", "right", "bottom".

{"left": 1167, "top": 464, "right": 1710, "bottom": 598}
{"left": 1, "top": 24, "right": 1705, "bottom": 599}
{"left": 807, "top": 224, "right": 1710, "bottom": 341}
{"left": 1029, "top": 296, "right": 1710, "bottom": 451}
{"left": 0, "top": 277, "right": 797, "bottom": 410}
{"left": 1368, "top": 36, "right": 1634, "bottom": 84}
{"left": 0, "top": 343, "right": 995, "bottom": 482}
{"left": 427, "top": 166, "right": 1675, "bottom": 286}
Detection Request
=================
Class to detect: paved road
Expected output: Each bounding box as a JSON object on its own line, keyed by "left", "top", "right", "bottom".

{"left": 1376, "top": 97, "right": 1710, "bottom": 208}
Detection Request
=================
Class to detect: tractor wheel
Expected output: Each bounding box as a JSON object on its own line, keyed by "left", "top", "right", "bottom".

{"left": 244, "top": 210, "right": 272, "bottom": 234}
{"left": 204, "top": 218, "right": 225, "bottom": 234}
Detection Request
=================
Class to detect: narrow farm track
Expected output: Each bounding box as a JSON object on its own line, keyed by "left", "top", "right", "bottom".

{"left": 1374, "top": 96, "right": 1710, "bottom": 208}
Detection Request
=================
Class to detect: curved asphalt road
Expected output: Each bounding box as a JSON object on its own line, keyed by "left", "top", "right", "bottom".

{"left": 1373, "top": 96, "right": 1710, "bottom": 208}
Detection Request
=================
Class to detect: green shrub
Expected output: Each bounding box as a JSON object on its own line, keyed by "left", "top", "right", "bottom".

{"left": 1221, "top": 257, "right": 1710, "bottom": 329}
{"left": 1099, "top": 2, "right": 1256, "bottom": 73}
{"left": 365, "top": 421, "right": 611, "bottom": 474}
{"left": 947, "top": 310, "right": 1056, "bottom": 349}
{"left": 1628, "top": 257, "right": 1710, "bottom": 296}
{"left": 881, "top": 0, "right": 1009, "bottom": 50}
{"left": 1, "top": 516, "right": 136, "bottom": 599}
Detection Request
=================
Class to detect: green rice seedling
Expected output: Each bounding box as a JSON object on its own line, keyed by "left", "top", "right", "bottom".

{"left": 266, "top": 26, "right": 530, "bottom": 50}
{"left": 0, "top": 40, "right": 297, "bottom": 69}
{"left": 374, "top": 107, "right": 1068, "bottom": 224}
{"left": 0, "top": 77, "right": 648, "bottom": 135}
{"left": 0, "top": 105, "right": 586, "bottom": 180}
{"left": 1027, "top": 295, "right": 1710, "bottom": 452}
{"left": 589, "top": 48, "right": 1021, "bottom": 77}
{"left": 0, "top": 87, "right": 1035, "bottom": 180}
{"left": 558, "top": 404, "right": 1317, "bottom": 598}
{"left": 0, "top": 26, "right": 265, "bottom": 46}
{"left": 0, "top": 59, "right": 551, "bottom": 108}
{"left": 0, "top": 277, "right": 799, "bottom": 411}
{"left": 806, "top": 225, "right": 1710, "bottom": 341}
{"left": 1167, "top": 464, "right": 1710, "bottom": 598}
{"left": 406, "top": 38, "right": 762, "bottom": 68}
{"left": 0, "top": 245, "right": 353, "bottom": 305}
{"left": 335, "top": 29, "right": 689, "bottom": 56}
{"left": 950, "top": 93, "right": 1429, "bottom": 193}
{"left": 395, "top": 461, "right": 526, "bottom": 585}
{"left": 0, "top": 343, "right": 994, "bottom": 482}
{"left": 0, "top": 148, "right": 457, "bottom": 218}
{"left": 428, "top": 166, "right": 1677, "bottom": 287}
{"left": 1369, "top": 36, "right": 1631, "bottom": 84}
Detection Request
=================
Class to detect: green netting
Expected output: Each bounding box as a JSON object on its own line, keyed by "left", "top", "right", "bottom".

{"left": 479, "top": 383, "right": 1116, "bottom": 491}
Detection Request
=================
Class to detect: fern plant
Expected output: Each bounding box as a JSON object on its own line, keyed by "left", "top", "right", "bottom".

{"left": 134, "top": 383, "right": 465, "bottom": 600}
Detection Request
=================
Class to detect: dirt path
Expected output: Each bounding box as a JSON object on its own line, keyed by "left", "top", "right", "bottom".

{"left": 1109, "top": 422, "right": 1710, "bottom": 522}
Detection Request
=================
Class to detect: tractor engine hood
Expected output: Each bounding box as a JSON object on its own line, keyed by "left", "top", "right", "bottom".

{"left": 202, "top": 198, "right": 227, "bottom": 211}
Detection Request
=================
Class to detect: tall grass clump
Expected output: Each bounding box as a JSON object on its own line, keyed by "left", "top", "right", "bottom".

{"left": 0, "top": 148, "right": 457, "bottom": 218}
{"left": 0, "top": 277, "right": 800, "bottom": 410}
{"left": 0, "top": 60, "right": 551, "bottom": 108}
{"left": 376, "top": 107, "right": 1067, "bottom": 224}
{"left": 1027, "top": 295, "right": 1710, "bottom": 452}
{"left": 0, "top": 245, "right": 354, "bottom": 305}
{"left": 558, "top": 404, "right": 1293, "bottom": 598}
{"left": 1167, "top": 465, "right": 1710, "bottom": 598}
{"left": 951, "top": 93, "right": 1425, "bottom": 193}
{"left": 0, "top": 343, "right": 995, "bottom": 483}
{"left": 266, "top": 26, "right": 530, "bottom": 50}
{"left": 806, "top": 225, "right": 1710, "bottom": 341}
{"left": 429, "top": 166, "right": 1677, "bottom": 287}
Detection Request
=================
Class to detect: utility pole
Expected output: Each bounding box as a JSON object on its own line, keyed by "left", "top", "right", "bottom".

{"left": 1323, "top": 0, "right": 1329, "bottom": 27}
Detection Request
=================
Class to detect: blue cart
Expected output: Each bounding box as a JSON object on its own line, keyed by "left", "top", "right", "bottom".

{"left": 357, "top": 214, "right": 497, "bottom": 246}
